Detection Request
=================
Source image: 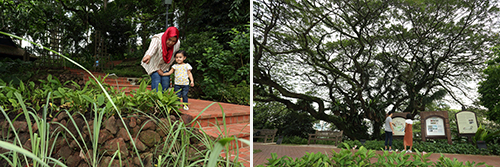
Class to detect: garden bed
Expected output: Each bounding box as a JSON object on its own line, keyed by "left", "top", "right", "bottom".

{"left": 0, "top": 72, "right": 244, "bottom": 166}
{"left": 0, "top": 110, "right": 215, "bottom": 166}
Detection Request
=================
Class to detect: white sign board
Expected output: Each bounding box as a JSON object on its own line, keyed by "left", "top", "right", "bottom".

{"left": 456, "top": 111, "right": 478, "bottom": 134}
{"left": 426, "top": 117, "right": 445, "bottom": 136}
{"left": 393, "top": 117, "right": 406, "bottom": 136}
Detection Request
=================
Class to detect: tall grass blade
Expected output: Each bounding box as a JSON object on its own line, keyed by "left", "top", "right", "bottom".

{"left": 0, "top": 141, "right": 67, "bottom": 167}
{"left": 207, "top": 137, "right": 235, "bottom": 167}
{"left": 0, "top": 154, "right": 14, "bottom": 166}
{"left": 0, "top": 106, "right": 29, "bottom": 164}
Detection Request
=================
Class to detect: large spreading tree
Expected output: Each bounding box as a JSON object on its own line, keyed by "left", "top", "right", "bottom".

{"left": 253, "top": 0, "right": 499, "bottom": 139}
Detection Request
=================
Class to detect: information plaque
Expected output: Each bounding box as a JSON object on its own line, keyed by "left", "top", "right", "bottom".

{"left": 393, "top": 117, "right": 406, "bottom": 136}
{"left": 420, "top": 111, "right": 452, "bottom": 144}
{"left": 426, "top": 117, "right": 445, "bottom": 136}
{"left": 456, "top": 111, "right": 478, "bottom": 135}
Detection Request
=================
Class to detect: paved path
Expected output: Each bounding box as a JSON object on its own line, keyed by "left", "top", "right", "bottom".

{"left": 253, "top": 143, "right": 500, "bottom": 166}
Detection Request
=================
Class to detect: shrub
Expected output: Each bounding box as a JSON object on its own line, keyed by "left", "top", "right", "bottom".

{"left": 340, "top": 139, "right": 499, "bottom": 155}
{"left": 281, "top": 136, "right": 308, "bottom": 145}
{"left": 258, "top": 144, "right": 491, "bottom": 167}
{"left": 0, "top": 58, "right": 35, "bottom": 86}
{"left": 183, "top": 27, "right": 250, "bottom": 105}
{"left": 0, "top": 74, "right": 182, "bottom": 116}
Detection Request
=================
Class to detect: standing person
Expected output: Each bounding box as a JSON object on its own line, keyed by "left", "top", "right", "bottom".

{"left": 141, "top": 26, "right": 180, "bottom": 92}
{"left": 385, "top": 111, "right": 396, "bottom": 152}
{"left": 403, "top": 113, "right": 414, "bottom": 153}
{"left": 158, "top": 50, "right": 194, "bottom": 110}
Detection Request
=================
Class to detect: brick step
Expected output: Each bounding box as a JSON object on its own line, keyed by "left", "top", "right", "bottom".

{"left": 84, "top": 77, "right": 131, "bottom": 83}
{"left": 69, "top": 70, "right": 108, "bottom": 77}
{"left": 183, "top": 99, "right": 250, "bottom": 127}
{"left": 107, "top": 84, "right": 150, "bottom": 89}
{"left": 81, "top": 72, "right": 108, "bottom": 77}
{"left": 67, "top": 69, "right": 135, "bottom": 81}
{"left": 66, "top": 68, "right": 87, "bottom": 74}
{"left": 87, "top": 80, "right": 133, "bottom": 86}
{"left": 192, "top": 114, "right": 250, "bottom": 128}
{"left": 182, "top": 99, "right": 250, "bottom": 158}
{"left": 201, "top": 123, "right": 250, "bottom": 139}
{"left": 201, "top": 123, "right": 250, "bottom": 148}
{"left": 221, "top": 146, "right": 250, "bottom": 167}
{"left": 205, "top": 123, "right": 250, "bottom": 167}
{"left": 82, "top": 78, "right": 151, "bottom": 90}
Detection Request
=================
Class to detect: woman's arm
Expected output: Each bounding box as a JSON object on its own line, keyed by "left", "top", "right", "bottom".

{"left": 142, "top": 55, "right": 151, "bottom": 64}
{"left": 404, "top": 123, "right": 407, "bottom": 133}
{"left": 142, "top": 37, "right": 160, "bottom": 64}
{"left": 158, "top": 69, "right": 175, "bottom": 76}
{"left": 188, "top": 70, "right": 194, "bottom": 87}
{"left": 390, "top": 121, "right": 395, "bottom": 134}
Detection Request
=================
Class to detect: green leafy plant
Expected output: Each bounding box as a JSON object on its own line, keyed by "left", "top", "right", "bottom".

{"left": 473, "top": 124, "right": 500, "bottom": 144}
{"left": 136, "top": 74, "right": 151, "bottom": 86}
{"left": 436, "top": 154, "right": 488, "bottom": 167}
{"left": 340, "top": 139, "right": 500, "bottom": 155}
{"left": 152, "top": 84, "right": 182, "bottom": 115}
{"left": 259, "top": 144, "right": 491, "bottom": 167}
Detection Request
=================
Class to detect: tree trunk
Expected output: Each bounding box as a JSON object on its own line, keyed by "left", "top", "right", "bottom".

{"left": 372, "top": 120, "right": 383, "bottom": 140}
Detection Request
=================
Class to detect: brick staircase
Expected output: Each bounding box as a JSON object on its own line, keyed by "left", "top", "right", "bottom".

{"left": 67, "top": 68, "right": 250, "bottom": 167}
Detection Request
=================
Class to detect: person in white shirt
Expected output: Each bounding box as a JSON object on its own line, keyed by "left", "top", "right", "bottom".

{"left": 385, "top": 111, "right": 396, "bottom": 152}
{"left": 141, "top": 26, "right": 180, "bottom": 92}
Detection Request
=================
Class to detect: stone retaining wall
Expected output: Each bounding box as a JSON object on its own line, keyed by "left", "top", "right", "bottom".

{"left": 0, "top": 112, "right": 198, "bottom": 167}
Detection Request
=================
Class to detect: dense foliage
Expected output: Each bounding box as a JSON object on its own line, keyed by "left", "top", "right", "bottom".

{"left": 0, "top": 58, "right": 35, "bottom": 85}
{"left": 183, "top": 27, "right": 250, "bottom": 105}
{"left": 258, "top": 144, "right": 491, "bottom": 167}
{"left": 478, "top": 46, "right": 500, "bottom": 124}
{"left": 1, "top": 0, "right": 249, "bottom": 59}
{"left": 253, "top": 101, "right": 316, "bottom": 138}
{"left": 276, "top": 136, "right": 339, "bottom": 145}
{"left": 254, "top": 0, "right": 500, "bottom": 139}
{"left": 0, "top": 74, "right": 181, "bottom": 117}
{"left": 1, "top": 0, "right": 250, "bottom": 105}
{"left": 340, "top": 140, "right": 500, "bottom": 156}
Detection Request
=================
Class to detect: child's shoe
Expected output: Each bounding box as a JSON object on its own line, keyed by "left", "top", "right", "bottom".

{"left": 183, "top": 105, "right": 189, "bottom": 110}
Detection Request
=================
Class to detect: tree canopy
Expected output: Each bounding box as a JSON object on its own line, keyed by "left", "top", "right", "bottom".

{"left": 1, "top": 0, "right": 250, "bottom": 104}
{"left": 1, "top": 0, "right": 249, "bottom": 58}
{"left": 479, "top": 46, "right": 500, "bottom": 124}
{"left": 253, "top": 0, "right": 500, "bottom": 139}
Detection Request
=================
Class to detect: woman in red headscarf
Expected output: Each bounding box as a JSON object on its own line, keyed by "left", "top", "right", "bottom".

{"left": 141, "top": 26, "right": 180, "bottom": 92}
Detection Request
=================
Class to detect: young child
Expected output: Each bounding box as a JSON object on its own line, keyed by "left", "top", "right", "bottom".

{"left": 158, "top": 50, "right": 194, "bottom": 110}
{"left": 403, "top": 113, "right": 414, "bottom": 153}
